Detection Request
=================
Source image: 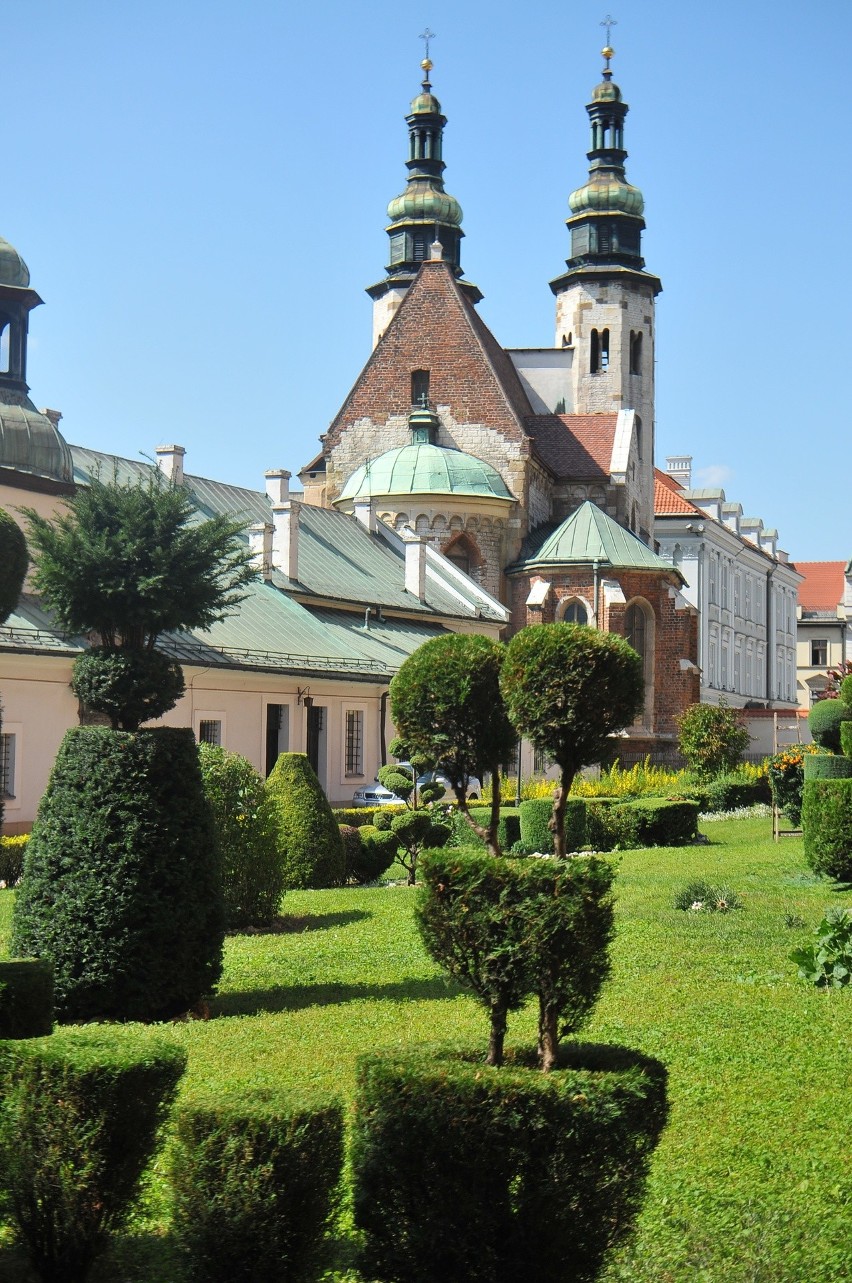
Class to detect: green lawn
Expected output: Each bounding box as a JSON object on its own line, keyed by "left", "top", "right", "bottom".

{"left": 0, "top": 816, "right": 850, "bottom": 1282}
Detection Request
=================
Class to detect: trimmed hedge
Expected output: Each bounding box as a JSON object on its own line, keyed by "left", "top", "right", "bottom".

{"left": 803, "top": 753, "right": 852, "bottom": 781}
{"left": 519, "top": 797, "right": 586, "bottom": 854}
{"left": 841, "top": 721, "right": 852, "bottom": 759}
{"left": 700, "top": 773, "right": 771, "bottom": 812}
{"left": 0, "top": 1027, "right": 186, "bottom": 1283}
{"left": 11, "top": 726, "right": 224, "bottom": 1023}
{"left": 352, "top": 1043, "right": 669, "bottom": 1283}
{"left": 331, "top": 807, "right": 381, "bottom": 829}
{"left": 170, "top": 1090, "right": 344, "bottom": 1283}
{"left": 0, "top": 833, "right": 28, "bottom": 885}
{"left": 586, "top": 798, "right": 699, "bottom": 850}
{"left": 265, "top": 753, "right": 345, "bottom": 889}
{"left": 802, "top": 778, "right": 852, "bottom": 881}
{"left": 0, "top": 960, "right": 53, "bottom": 1038}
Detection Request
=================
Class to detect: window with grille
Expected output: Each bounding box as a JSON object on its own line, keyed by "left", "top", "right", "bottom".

{"left": 345, "top": 710, "right": 364, "bottom": 776}
{"left": 198, "top": 719, "right": 222, "bottom": 747}
{"left": 533, "top": 745, "right": 551, "bottom": 774}
{"left": 811, "top": 639, "right": 828, "bottom": 667}
{"left": 0, "top": 733, "right": 15, "bottom": 799}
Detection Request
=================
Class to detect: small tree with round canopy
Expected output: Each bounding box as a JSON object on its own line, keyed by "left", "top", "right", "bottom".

{"left": 500, "top": 623, "right": 644, "bottom": 858}
{"left": 389, "top": 634, "right": 516, "bottom": 856}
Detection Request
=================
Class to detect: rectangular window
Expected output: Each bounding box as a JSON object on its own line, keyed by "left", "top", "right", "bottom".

{"left": 198, "top": 719, "right": 222, "bottom": 747}
{"left": 811, "top": 639, "right": 828, "bottom": 667}
{"left": 345, "top": 710, "right": 364, "bottom": 776}
{"left": 533, "top": 745, "right": 551, "bottom": 775}
{"left": 1, "top": 733, "right": 16, "bottom": 799}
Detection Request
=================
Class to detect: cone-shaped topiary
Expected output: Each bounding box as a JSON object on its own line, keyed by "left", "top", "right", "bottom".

{"left": 265, "top": 753, "right": 345, "bottom": 890}
{"left": 12, "top": 727, "right": 224, "bottom": 1022}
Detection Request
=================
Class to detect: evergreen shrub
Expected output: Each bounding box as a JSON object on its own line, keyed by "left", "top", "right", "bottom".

{"left": 170, "top": 1089, "right": 344, "bottom": 1283}
{"left": 0, "top": 960, "right": 53, "bottom": 1038}
{"left": 841, "top": 675, "right": 852, "bottom": 707}
{"left": 701, "top": 773, "right": 770, "bottom": 812}
{"left": 808, "top": 698, "right": 852, "bottom": 753}
{"left": 585, "top": 798, "right": 698, "bottom": 850}
{"left": 519, "top": 797, "right": 586, "bottom": 853}
{"left": 841, "top": 721, "right": 852, "bottom": 759}
{"left": 0, "top": 1026, "right": 186, "bottom": 1283}
{"left": 331, "top": 807, "right": 379, "bottom": 829}
{"left": 461, "top": 806, "right": 522, "bottom": 852}
{"left": 198, "top": 743, "right": 283, "bottom": 928}
{"left": 0, "top": 834, "right": 28, "bottom": 885}
{"left": 675, "top": 702, "right": 751, "bottom": 778}
{"left": 11, "top": 726, "right": 224, "bottom": 1022}
{"left": 352, "top": 1043, "right": 668, "bottom": 1283}
{"left": 802, "top": 778, "right": 852, "bottom": 881}
{"left": 348, "top": 824, "right": 397, "bottom": 883}
{"left": 71, "top": 646, "right": 185, "bottom": 731}
{"left": 0, "top": 507, "right": 27, "bottom": 626}
{"left": 265, "top": 753, "right": 345, "bottom": 890}
{"left": 803, "top": 753, "right": 852, "bottom": 781}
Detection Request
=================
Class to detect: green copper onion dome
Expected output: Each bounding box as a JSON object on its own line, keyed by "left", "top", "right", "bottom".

{"left": 387, "top": 186, "right": 463, "bottom": 226}
{"left": 0, "top": 404, "right": 74, "bottom": 485}
{"left": 569, "top": 174, "right": 644, "bottom": 217}
{"left": 0, "top": 237, "right": 31, "bottom": 288}
{"left": 337, "top": 443, "right": 512, "bottom": 503}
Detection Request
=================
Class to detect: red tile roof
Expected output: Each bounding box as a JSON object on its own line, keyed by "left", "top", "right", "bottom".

{"left": 796, "top": 562, "right": 846, "bottom": 611}
{"left": 654, "top": 468, "right": 701, "bottom": 515}
{"left": 526, "top": 413, "right": 617, "bottom": 480}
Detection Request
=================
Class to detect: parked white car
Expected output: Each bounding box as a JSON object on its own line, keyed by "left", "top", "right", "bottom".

{"left": 351, "top": 782, "right": 405, "bottom": 807}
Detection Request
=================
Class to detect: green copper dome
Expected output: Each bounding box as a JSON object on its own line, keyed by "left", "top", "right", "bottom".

{"left": 387, "top": 184, "right": 463, "bottom": 226}
{"left": 592, "top": 77, "right": 622, "bottom": 102}
{"left": 569, "top": 174, "right": 644, "bottom": 217}
{"left": 338, "top": 443, "right": 513, "bottom": 503}
{"left": 410, "top": 89, "right": 442, "bottom": 115}
{"left": 0, "top": 237, "right": 31, "bottom": 288}
{"left": 0, "top": 401, "right": 74, "bottom": 484}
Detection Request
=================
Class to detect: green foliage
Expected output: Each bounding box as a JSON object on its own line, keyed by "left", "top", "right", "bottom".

{"left": 790, "top": 907, "right": 852, "bottom": 988}
{"left": 519, "top": 796, "right": 587, "bottom": 853}
{"left": 699, "top": 771, "right": 771, "bottom": 812}
{"left": 673, "top": 880, "right": 743, "bottom": 912}
{"left": 0, "top": 959, "right": 53, "bottom": 1038}
{"left": 377, "top": 762, "right": 415, "bottom": 804}
{"left": 803, "top": 752, "right": 852, "bottom": 781}
{"left": 768, "top": 744, "right": 824, "bottom": 826}
{"left": 461, "top": 806, "right": 522, "bottom": 852}
{"left": 0, "top": 507, "right": 27, "bottom": 626}
{"left": 22, "top": 472, "right": 256, "bottom": 651}
{"left": 390, "top": 809, "right": 451, "bottom": 885}
{"left": 265, "top": 753, "right": 345, "bottom": 890}
{"left": 71, "top": 646, "right": 186, "bottom": 730}
{"left": 389, "top": 633, "right": 516, "bottom": 802}
{"left": 841, "top": 720, "right": 852, "bottom": 758}
{"left": 198, "top": 744, "right": 284, "bottom": 928}
{"left": 170, "top": 1089, "right": 344, "bottom": 1283}
{"left": 501, "top": 623, "right": 644, "bottom": 856}
{"left": 352, "top": 1043, "right": 668, "bottom": 1283}
{"left": 331, "top": 807, "right": 385, "bottom": 828}
{"left": 0, "top": 1026, "right": 186, "bottom": 1283}
{"left": 802, "top": 778, "right": 852, "bottom": 881}
{"left": 0, "top": 833, "right": 28, "bottom": 886}
{"left": 585, "top": 798, "right": 700, "bottom": 850}
{"left": 841, "top": 674, "right": 852, "bottom": 707}
{"left": 347, "top": 824, "right": 397, "bottom": 884}
{"left": 675, "top": 702, "right": 751, "bottom": 778}
{"left": 808, "top": 697, "right": 852, "bottom": 753}
{"left": 11, "top": 726, "right": 224, "bottom": 1022}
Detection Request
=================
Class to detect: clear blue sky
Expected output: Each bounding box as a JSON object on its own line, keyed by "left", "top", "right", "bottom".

{"left": 3, "top": 0, "right": 847, "bottom": 560}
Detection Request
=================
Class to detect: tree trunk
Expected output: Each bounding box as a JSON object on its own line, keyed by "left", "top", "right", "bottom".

{"left": 549, "top": 766, "right": 576, "bottom": 859}
{"left": 538, "top": 994, "right": 559, "bottom": 1072}
{"left": 456, "top": 790, "right": 501, "bottom": 857}
{"left": 487, "top": 1000, "right": 508, "bottom": 1067}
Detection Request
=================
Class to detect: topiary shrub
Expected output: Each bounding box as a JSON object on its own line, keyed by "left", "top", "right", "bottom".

{"left": 390, "top": 810, "right": 451, "bottom": 886}
{"left": 198, "top": 744, "right": 284, "bottom": 929}
{"left": 348, "top": 824, "right": 397, "bottom": 884}
{"left": 841, "top": 675, "right": 852, "bottom": 707}
{"left": 352, "top": 1042, "right": 668, "bottom": 1283}
{"left": 71, "top": 646, "right": 186, "bottom": 731}
{"left": 265, "top": 753, "right": 345, "bottom": 890}
{"left": 0, "top": 833, "right": 29, "bottom": 886}
{"left": 841, "top": 721, "right": 852, "bottom": 759}
{"left": 170, "top": 1089, "right": 344, "bottom": 1283}
{"left": 0, "top": 1026, "right": 186, "bottom": 1283}
{"left": 11, "top": 726, "right": 224, "bottom": 1022}
{"left": 0, "top": 960, "right": 53, "bottom": 1038}
{"left": 808, "top": 698, "right": 852, "bottom": 753}
{"left": 803, "top": 753, "right": 852, "bottom": 781}
{"left": 802, "top": 778, "right": 852, "bottom": 881}
{"left": 519, "top": 797, "right": 586, "bottom": 854}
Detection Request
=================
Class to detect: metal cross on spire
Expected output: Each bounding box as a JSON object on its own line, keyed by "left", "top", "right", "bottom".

{"left": 600, "top": 14, "right": 617, "bottom": 45}
{"left": 419, "top": 27, "right": 436, "bottom": 62}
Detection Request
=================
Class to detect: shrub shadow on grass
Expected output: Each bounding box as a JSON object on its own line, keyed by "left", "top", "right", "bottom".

{"left": 211, "top": 976, "right": 461, "bottom": 1018}
{"left": 232, "top": 909, "right": 374, "bottom": 937}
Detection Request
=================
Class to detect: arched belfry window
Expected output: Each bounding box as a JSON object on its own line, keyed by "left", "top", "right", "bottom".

{"left": 590, "top": 328, "right": 609, "bottom": 374}
{"left": 557, "top": 597, "right": 589, "bottom": 625}
{"left": 0, "top": 315, "right": 10, "bottom": 375}
{"left": 625, "top": 598, "right": 655, "bottom": 728}
{"left": 411, "top": 369, "right": 430, "bottom": 408}
{"left": 443, "top": 532, "right": 480, "bottom": 578}
{"left": 630, "top": 331, "right": 642, "bottom": 375}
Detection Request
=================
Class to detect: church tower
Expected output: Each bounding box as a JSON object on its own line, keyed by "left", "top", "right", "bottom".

{"left": 366, "top": 52, "right": 481, "bottom": 348}
{"left": 550, "top": 42, "right": 661, "bottom": 540}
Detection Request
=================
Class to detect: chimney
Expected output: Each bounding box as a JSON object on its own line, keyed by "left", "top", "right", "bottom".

{"left": 41, "top": 408, "right": 63, "bottom": 429}
{"left": 271, "top": 500, "right": 300, "bottom": 581}
{"left": 248, "top": 522, "right": 273, "bottom": 578}
{"left": 404, "top": 534, "right": 427, "bottom": 602}
{"left": 666, "top": 455, "right": 692, "bottom": 489}
{"left": 156, "top": 444, "right": 186, "bottom": 484}
{"left": 430, "top": 239, "right": 443, "bottom": 261}
{"left": 353, "top": 497, "right": 377, "bottom": 533}
{"left": 265, "top": 469, "right": 291, "bottom": 504}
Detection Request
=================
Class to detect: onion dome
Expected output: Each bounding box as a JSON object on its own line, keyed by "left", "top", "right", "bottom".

{"left": 337, "top": 443, "right": 513, "bottom": 503}
{"left": 387, "top": 185, "right": 463, "bottom": 226}
{"left": 569, "top": 174, "right": 644, "bottom": 217}
{"left": 0, "top": 237, "right": 31, "bottom": 288}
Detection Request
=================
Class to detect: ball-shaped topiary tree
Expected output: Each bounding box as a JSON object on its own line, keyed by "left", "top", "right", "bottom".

{"left": 265, "top": 753, "right": 345, "bottom": 890}
{"left": 500, "top": 624, "right": 644, "bottom": 858}
{"left": 808, "top": 697, "right": 852, "bottom": 754}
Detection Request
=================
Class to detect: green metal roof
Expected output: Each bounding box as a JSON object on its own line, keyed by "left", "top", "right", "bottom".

{"left": 510, "top": 500, "right": 679, "bottom": 577}
{"left": 337, "top": 442, "right": 512, "bottom": 503}
{"left": 0, "top": 236, "right": 30, "bottom": 288}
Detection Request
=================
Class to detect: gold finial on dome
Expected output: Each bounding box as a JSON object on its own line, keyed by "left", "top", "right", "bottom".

{"left": 599, "top": 14, "right": 617, "bottom": 71}
{"left": 419, "top": 27, "right": 436, "bottom": 81}
{"left": 421, "top": 57, "right": 433, "bottom": 74}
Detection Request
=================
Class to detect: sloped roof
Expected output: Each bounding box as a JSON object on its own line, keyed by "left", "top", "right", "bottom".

{"left": 796, "top": 562, "right": 846, "bottom": 612}
{"left": 654, "top": 467, "right": 701, "bottom": 515}
{"left": 509, "top": 499, "right": 681, "bottom": 580}
{"left": 525, "top": 413, "right": 617, "bottom": 480}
